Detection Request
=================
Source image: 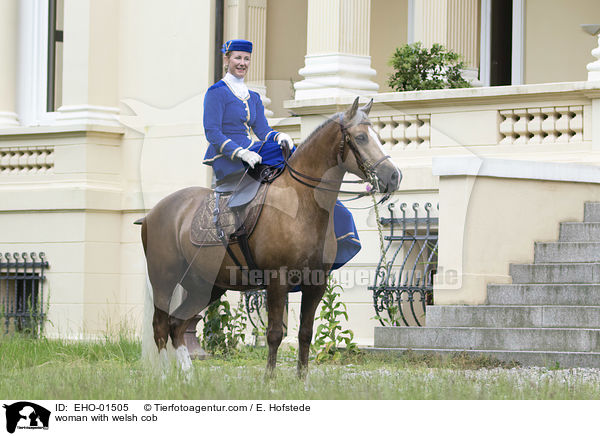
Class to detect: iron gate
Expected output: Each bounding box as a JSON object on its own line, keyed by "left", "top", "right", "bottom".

{"left": 0, "top": 252, "right": 48, "bottom": 335}
{"left": 244, "top": 290, "right": 288, "bottom": 336}
{"left": 369, "top": 202, "right": 438, "bottom": 326}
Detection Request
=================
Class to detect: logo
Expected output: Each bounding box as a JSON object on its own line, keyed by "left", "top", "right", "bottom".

{"left": 2, "top": 402, "right": 50, "bottom": 434}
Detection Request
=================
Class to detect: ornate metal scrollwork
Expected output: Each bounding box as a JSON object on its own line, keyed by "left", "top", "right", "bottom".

{"left": 369, "top": 202, "right": 438, "bottom": 326}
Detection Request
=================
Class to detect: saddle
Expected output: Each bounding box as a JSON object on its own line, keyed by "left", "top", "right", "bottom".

{"left": 190, "top": 182, "right": 268, "bottom": 246}
{"left": 190, "top": 164, "right": 283, "bottom": 247}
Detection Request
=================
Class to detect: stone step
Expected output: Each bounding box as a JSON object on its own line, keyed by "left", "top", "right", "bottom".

{"left": 368, "top": 347, "right": 600, "bottom": 368}
{"left": 584, "top": 202, "right": 600, "bottom": 223}
{"left": 534, "top": 242, "right": 600, "bottom": 263}
{"left": 426, "top": 305, "right": 600, "bottom": 328}
{"left": 374, "top": 326, "right": 600, "bottom": 352}
{"left": 487, "top": 284, "right": 600, "bottom": 306}
{"left": 559, "top": 222, "right": 600, "bottom": 242}
{"left": 509, "top": 263, "right": 600, "bottom": 284}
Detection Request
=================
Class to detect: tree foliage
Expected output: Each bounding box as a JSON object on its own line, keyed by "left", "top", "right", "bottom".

{"left": 388, "top": 42, "right": 471, "bottom": 91}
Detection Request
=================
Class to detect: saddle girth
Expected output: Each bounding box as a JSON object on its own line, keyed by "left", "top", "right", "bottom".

{"left": 212, "top": 192, "right": 262, "bottom": 285}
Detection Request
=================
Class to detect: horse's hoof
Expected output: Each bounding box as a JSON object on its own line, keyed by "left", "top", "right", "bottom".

{"left": 182, "top": 369, "right": 194, "bottom": 384}
{"left": 176, "top": 345, "right": 193, "bottom": 372}
{"left": 264, "top": 368, "right": 276, "bottom": 382}
{"left": 297, "top": 367, "right": 308, "bottom": 381}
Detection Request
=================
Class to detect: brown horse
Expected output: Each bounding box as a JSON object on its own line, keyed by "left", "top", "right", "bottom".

{"left": 138, "top": 97, "right": 401, "bottom": 377}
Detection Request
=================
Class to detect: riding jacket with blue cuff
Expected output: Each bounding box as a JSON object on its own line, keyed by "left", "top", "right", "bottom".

{"left": 203, "top": 80, "right": 280, "bottom": 181}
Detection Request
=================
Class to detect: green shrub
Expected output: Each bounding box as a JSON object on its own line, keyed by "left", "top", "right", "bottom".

{"left": 312, "top": 278, "right": 358, "bottom": 362}
{"left": 201, "top": 294, "right": 247, "bottom": 355}
{"left": 388, "top": 42, "right": 471, "bottom": 91}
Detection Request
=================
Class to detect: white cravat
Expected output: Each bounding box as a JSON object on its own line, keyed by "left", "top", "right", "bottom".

{"left": 223, "top": 72, "right": 249, "bottom": 100}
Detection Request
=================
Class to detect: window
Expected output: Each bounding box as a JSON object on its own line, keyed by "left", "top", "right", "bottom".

{"left": 480, "top": 0, "right": 524, "bottom": 86}
{"left": 17, "top": 0, "right": 63, "bottom": 125}
{"left": 47, "top": 0, "right": 64, "bottom": 112}
{"left": 0, "top": 253, "right": 48, "bottom": 336}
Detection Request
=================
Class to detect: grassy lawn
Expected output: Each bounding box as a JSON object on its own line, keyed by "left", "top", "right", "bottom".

{"left": 1, "top": 335, "right": 599, "bottom": 400}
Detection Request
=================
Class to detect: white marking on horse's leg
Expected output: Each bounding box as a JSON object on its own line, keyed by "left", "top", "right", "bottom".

{"left": 159, "top": 348, "right": 170, "bottom": 379}
{"left": 159, "top": 348, "right": 169, "bottom": 367}
{"left": 176, "top": 345, "right": 193, "bottom": 373}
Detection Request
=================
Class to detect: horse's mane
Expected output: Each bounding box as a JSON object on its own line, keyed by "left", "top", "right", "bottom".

{"left": 297, "top": 113, "right": 342, "bottom": 149}
{"left": 296, "top": 109, "right": 368, "bottom": 150}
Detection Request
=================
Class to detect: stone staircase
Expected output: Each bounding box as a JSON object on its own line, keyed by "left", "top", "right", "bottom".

{"left": 373, "top": 202, "right": 600, "bottom": 368}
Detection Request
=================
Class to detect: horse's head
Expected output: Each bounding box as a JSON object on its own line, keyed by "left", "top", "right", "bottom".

{"left": 338, "top": 97, "right": 402, "bottom": 193}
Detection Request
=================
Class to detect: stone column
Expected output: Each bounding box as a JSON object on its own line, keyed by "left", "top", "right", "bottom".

{"left": 56, "top": 0, "right": 120, "bottom": 126}
{"left": 224, "top": 0, "right": 273, "bottom": 116}
{"left": 448, "top": 0, "right": 479, "bottom": 82}
{"left": 294, "top": 0, "right": 379, "bottom": 100}
{"left": 588, "top": 32, "right": 600, "bottom": 151}
{"left": 413, "top": 0, "right": 448, "bottom": 48}
{"left": 412, "top": 0, "right": 480, "bottom": 84}
{"left": 588, "top": 34, "right": 600, "bottom": 81}
{"left": 0, "top": 0, "right": 19, "bottom": 126}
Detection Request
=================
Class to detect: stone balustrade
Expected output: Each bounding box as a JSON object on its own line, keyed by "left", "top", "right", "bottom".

{"left": 284, "top": 81, "right": 600, "bottom": 165}
{"left": 372, "top": 114, "right": 431, "bottom": 149}
{"left": 0, "top": 146, "right": 54, "bottom": 174}
{"left": 499, "top": 106, "right": 584, "bottom": 145}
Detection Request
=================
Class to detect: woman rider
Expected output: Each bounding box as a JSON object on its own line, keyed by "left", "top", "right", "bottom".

{"left": 203, "top": 39, "right": 360, "bottom": 272}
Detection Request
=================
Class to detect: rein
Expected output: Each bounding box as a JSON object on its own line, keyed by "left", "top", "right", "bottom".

{"left": 282, "top": 121, "right": 391, "bottom": 199}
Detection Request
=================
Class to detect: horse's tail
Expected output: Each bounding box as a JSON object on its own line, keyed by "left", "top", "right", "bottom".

{"left": 141, "top": 270, "right": 159, "bottom": 366}
{"left": 138, "top": 217, "right": 158, "bottom": 367}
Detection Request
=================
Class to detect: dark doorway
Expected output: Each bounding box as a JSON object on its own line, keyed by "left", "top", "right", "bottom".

{"left": 490, "top": 0, "right": 512, "bottom": 86}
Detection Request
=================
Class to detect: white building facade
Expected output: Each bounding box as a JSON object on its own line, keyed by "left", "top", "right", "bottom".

{"left": 1, "top": 0, "right": 600, "bottom": 344}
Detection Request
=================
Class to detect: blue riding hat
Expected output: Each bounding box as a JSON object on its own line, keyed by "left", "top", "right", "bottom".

{"left": 222, "top": 39, "right": 253, "bottom": 54}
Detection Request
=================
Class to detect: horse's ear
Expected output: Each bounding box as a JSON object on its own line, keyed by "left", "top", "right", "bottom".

{"left": 361, "top": 98, "right": 373, "bottom": 115}
{"left": 344, "top": 97, "right": 360, "bottom": 123}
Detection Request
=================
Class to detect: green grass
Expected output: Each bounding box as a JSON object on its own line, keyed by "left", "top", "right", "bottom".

{"left": 1, "top": 335, "right": 599, "bottom": 400}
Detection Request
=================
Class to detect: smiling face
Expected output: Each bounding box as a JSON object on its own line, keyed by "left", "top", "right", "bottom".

{"left": 225, "top": 50, "right": 251, "bottom": 79}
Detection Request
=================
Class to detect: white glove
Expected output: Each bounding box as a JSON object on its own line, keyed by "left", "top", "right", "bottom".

{"left": 276, "top": 132, "right": 294, "bottom": 151}
{"left": 237, "top": 149, "right": 262, "bottom": 168}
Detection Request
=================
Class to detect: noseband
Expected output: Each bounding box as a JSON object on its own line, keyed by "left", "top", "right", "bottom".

{"left": 283, "top": 121, "right": 392, "bottom": 197}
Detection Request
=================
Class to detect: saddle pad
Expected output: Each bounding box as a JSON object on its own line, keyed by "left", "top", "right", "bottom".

{"left": 190, "top": 182, "right": 269, "bottom": 246}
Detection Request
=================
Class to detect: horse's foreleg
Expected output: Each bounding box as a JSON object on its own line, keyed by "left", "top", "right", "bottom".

{"left": 265, "top": 283, "right": 288, "bottom": 378}
{"left": 297, "top": 284, "right": 326, "bottom": 379}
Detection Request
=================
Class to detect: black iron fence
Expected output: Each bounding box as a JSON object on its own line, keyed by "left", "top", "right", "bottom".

{"left": 0, "top": 252, "right": 49, "bottom": 335}
{"left": 369, "top": 202, "right": 438, "bottom": 326}
{"left": 244, "top": 290, "right": 288, "bottom": 338}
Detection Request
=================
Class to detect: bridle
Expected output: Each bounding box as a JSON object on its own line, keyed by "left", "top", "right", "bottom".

{"left": 282, "top": 119, "right": 392, "bottom": 199}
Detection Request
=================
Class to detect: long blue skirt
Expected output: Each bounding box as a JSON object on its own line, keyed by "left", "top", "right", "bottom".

{"left": 249, "top": 140, "right": 361, "bottom": 271}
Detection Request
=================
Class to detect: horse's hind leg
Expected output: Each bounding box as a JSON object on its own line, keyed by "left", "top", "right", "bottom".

{"left": 297, "top": 284, "right": 326, "bottom": 379}
{"left": 168, "top": 316, "right": 194, "bottom": 372}
{"left": 265, "top": 282, "right": 288, "bottom": 378}
{"left": 168, "top": 282, "right": 227, "bottom": 372}
{"left": 152, "top": 306, "right": 170, "bottom": 369}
